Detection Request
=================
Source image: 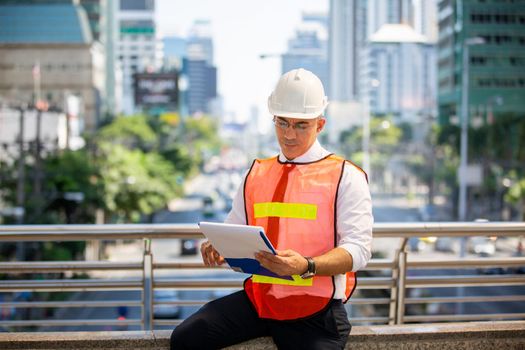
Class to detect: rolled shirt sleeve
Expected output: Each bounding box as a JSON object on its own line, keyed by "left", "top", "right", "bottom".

{"left": 336, "top": 162, "right": 374, "bottom": 272}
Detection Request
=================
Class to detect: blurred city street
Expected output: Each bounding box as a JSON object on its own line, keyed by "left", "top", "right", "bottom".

{"left": 0, "top": 0, "right": 524, "bottom": 336}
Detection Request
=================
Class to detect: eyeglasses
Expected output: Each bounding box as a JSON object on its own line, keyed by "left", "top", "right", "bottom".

{"left": 273, "top": 117, "right": 316, "bottom": 133}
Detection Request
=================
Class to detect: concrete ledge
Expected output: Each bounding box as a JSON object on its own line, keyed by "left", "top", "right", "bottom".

{"left": 0, "top": 321, "right": 524, "bottom": 349}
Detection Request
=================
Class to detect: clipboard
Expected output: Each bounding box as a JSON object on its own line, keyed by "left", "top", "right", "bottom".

{"left": 198, "top": 221, "right": 293, "bottom": 280}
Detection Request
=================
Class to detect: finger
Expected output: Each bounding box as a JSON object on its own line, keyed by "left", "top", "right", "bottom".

{"left": 257, "top": 251, "right": 278, "bottom": 261}
{"left": 213, "top": 250, "right": 223, "bottom": 262}
{"left": 254, "top": 251, "right": 271, "bottom": 264}
{"left": 200, "top": 241, "right": 209, "bottom": 256}
{"left": 207, "top": 249, "right": 217, "bottom": 266}
{"left": 201, "top": 242, "right": 214, "bottom": 266}
{"left": 202, "top": 248, "right": 211, "bottom": 266}
{"left": 276, "top": 249, "right": 296, "bottom": 257}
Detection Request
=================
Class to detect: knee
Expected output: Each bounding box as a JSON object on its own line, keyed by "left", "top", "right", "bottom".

{"left": 170, "top": 324, "right": 194, "bottom": 350}
{"left": 170, "top": 316, "right": 209, "bottom": 350}
{"left": 170, "top": 326, "right": 184, "bottom": 350}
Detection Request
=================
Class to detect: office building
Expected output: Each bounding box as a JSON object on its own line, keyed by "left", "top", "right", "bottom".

{"left": 367, "top": 24, "right": 436, "bottom": 121}
{"left": 0, "top": 3, "right": 105, "bottom": 130}
{"left": 282, "top": 12, "right": 329, "bottom": 94}
{"left": 117, "top": 0, "right": 161, "bottom": 114}
{"left": 438, "top": 0, "right": 525, "bottom": 125}
{"left": 329, "top": 0, "right": 368, "bottom": 101}
{"left": 162, "top": 36, "right": 187, "bottom": 71}
{"left": 183, "top": 20, "right": 217, "bottom": 116}
{"left": 0, "top": 0, "right": 123, "bottom": 116}
{"left": 183, "top": 59, "right": 217, "bottom": 116}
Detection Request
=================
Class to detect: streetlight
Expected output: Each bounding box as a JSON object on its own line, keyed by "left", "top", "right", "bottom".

{"left": 457, "top": 37, "right": 485, "bottom": 317}
{"left": 458, "top": 37, "right": 485, "bottom": 222}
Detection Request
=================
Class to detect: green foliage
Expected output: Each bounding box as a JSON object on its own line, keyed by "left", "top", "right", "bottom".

{"left": 506, "top": 178, "right": 525, "bottom": 205}
{"left": 398, "top": 122, "right": 413, "bottom": 142}
{"left": 44, "top": 150, "right": 104, "bottom": 205}
{"left": 0, "top": 150, "right": 102, "bottom": 224}
{"left": 96, "top": 114, "right": 157, "bottom": 151}
{"left": 435, "top": 113, "right": 525, "bottom": 218}
{"left": 97, "top": 143, "right": 182, "bottom": 222}
{"left": 184, "top": 116, "right": 221, "bottom": 153}
{"left": 339, "top": 116, "right": 403, "bottom": 173}
{"left": 0, "top": 111, "right": 223, "bottom": 227}
{"left": 504, "top": 170, "right": 525, "bottom": 220}
{"left": 42, "top": 242, "right": 85, "bottom": 261}
{"left": 160, "top": 145, "right": 193, "bottom": 177}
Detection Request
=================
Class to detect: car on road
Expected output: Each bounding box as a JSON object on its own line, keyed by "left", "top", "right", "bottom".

{"left": 434, "top": 237, "right": 457, "bottom": 253}
{"left": 469, "top": 236, "right": 497, "bottom": 256}
{"left": 153, "top": 290, "right": 181, "bottom": 319}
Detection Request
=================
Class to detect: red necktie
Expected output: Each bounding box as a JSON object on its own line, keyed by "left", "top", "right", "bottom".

{"left": 266, "top": 163, "right": 295, "bottom": 245}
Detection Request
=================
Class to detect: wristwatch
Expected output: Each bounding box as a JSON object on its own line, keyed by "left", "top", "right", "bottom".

{"left": 300, "top": 256, "right": 316, "bottom": 279}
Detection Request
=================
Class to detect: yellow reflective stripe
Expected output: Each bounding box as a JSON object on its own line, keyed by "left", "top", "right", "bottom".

{"left": 254, "top": 202, "right": 317, "bottom": 220}
{"left": 252, "top": 274, "right": 313, "bottom": 286}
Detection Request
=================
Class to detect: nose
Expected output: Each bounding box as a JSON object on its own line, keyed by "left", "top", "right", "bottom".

{"left": 283, "top": 125, "right": 297, "bottom": 139}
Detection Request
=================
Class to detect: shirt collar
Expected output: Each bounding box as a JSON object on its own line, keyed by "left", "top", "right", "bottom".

{"left": 278, "top": 139, "right": 331, "bottom": 163}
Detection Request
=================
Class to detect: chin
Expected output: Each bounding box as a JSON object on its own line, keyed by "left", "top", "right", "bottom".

{"left": 283, "top": 151, "right": 300, "bottom": 160}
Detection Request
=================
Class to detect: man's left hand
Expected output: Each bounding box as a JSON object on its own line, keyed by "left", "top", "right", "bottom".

{"left": 255, "top": 250, "right": 308, "bottom": 276}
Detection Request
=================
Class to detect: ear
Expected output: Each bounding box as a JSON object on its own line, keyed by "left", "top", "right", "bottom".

{"left": 316, "top": 118, "right": 326, "bottom": 133}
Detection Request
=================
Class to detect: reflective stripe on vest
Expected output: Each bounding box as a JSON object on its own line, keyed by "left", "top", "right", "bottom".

{"left": 252, "top": 273, "right": 313, "bottom": 286}
{"left": 243, "top": 154, "right": 357, "bottom": 320}
{"left": 254, "top": 202, "right": 318, "bottom": 220}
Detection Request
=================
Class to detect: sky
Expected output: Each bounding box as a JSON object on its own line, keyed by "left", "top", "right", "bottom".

{"left": 156, "top": 0, "right": 328, "bottom": 128}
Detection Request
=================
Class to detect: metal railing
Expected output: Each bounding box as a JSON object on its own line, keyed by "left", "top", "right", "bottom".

{"left": 0, "top": 222, "right": 524, "bottom": 330}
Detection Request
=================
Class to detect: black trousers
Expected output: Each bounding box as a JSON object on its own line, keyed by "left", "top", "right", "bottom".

{"left": 170, "top": 290, "right": 351, "bottom": 350}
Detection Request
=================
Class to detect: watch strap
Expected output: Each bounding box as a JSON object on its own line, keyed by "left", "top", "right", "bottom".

{"left": 301, "top": 256, "right": 316, "bottom": 279}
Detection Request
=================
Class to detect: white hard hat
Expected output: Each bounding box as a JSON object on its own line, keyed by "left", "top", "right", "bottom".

{"left": 268, "top": 68, "right": 328, "bottom": 119}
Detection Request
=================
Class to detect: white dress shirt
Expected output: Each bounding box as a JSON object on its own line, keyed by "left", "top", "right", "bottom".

{"left": 225, "top": 139, "right": 374, "bottom": 299}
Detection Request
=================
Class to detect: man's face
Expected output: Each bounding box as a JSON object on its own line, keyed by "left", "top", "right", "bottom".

{"left": 274, "top": 116, "right": 326, "bottom": 160}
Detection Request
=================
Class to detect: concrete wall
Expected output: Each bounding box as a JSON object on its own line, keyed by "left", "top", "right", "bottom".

{"left": 0, "top": 321, "right": 524, "bottom": 349}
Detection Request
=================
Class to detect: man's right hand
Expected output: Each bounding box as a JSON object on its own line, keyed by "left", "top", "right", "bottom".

{"left": 200, "top": 240, "right": 225, "bottom": 266}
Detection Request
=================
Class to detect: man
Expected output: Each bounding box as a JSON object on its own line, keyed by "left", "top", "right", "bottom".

{"left": 171, "top": 68, "right": 373, "bottom": 350}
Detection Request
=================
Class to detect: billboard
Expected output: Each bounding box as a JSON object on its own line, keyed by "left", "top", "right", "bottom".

{"left": 133, "top": 73, "right": 178, "bottom": 107}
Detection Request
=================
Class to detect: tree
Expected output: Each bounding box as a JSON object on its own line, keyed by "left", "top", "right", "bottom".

{"left": 182, "top": 115, "right": 222, "bottom": 168}
{"left": 96, "top": 114, "right": 157, "bottom": 152}
{"left": 434, "top": 113, "right": 525, "bottom": 220}
{"left": 505, "top": 171, "right": 525, "bottom": 221}
{"left": 0, "top": 149, "right": 102, "bottom": 224}
{"left": 97, "top": 143, "right": 182, "bottom": 222}
{"left": 0, "top": 112, "right": 224, "bottom": 225}
{"left": 339, "top": 116, "right": 403, "bottom": 187}
{"left": 43, "top": 150, "right": 104, "bottom": 224}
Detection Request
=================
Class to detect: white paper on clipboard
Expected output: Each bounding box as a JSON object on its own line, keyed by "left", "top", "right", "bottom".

{"left": 198, "top": 221, "right": 293, "bottom": 280}
{"left": 198, "top": 221, "right": 275, "bottom": 258}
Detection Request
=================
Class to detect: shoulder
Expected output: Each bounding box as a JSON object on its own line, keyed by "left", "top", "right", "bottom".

{"left": 325, "top": 155, "right": 368, "bottom": 183}
{"left": 339, "top": 158, "right": 369, "bottom": 185}
{"left": 247, "top": 156, "right": 278, "bottom": 176}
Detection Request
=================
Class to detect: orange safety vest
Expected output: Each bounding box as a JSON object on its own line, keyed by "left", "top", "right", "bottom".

{"left": 243, "top": 154, "right": 358, "bottom": 320}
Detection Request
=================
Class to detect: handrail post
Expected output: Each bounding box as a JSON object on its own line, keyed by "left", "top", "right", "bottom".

{"left": 389, "top": 253, "right": 400, "bottom": 325}
{"left": 142, "top": 239, "right": 153, "bottom": 330}
{"left": 395, "top": 238, "right": 408, "bottom": 325}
